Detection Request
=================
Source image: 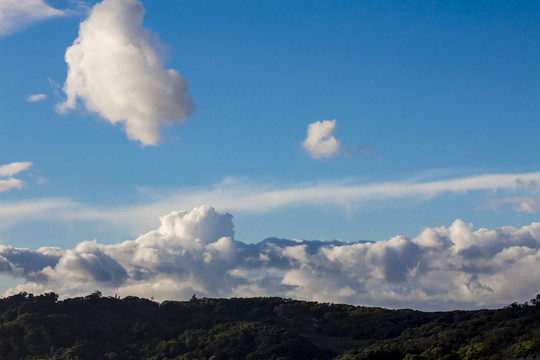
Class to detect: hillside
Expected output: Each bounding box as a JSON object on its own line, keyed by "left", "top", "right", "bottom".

{"left": 0, "top": 292, "right": 539, "bottom": 359}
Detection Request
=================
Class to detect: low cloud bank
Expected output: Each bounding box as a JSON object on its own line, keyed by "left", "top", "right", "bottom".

{"left": 2, "top": 205, "right": 539, "bottom": 310}
{"left": 58, "top": 0, "right": 194, "bottom": 145}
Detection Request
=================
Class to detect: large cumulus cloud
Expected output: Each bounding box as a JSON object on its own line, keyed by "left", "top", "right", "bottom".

{"left": 58, "top": 0, "right": 194, "bottom": 146}
{"left": 3, "top": 205, "right": 540, "bottom": 310}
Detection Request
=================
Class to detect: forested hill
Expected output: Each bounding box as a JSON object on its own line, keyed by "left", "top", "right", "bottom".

{"left": 0, "top": 292, "right": 539, "bottom": 360}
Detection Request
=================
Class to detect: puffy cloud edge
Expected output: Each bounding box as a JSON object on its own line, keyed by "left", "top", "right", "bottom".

{"left": 1, "top": 205, "right": 540, "bottom": 311}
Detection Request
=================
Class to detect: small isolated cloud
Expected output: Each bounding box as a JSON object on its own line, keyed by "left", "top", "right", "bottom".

{"left": 37, "top": 177, "right": 48, "bottom": 185}
{"left": 0, "top": 0, "right": 66, "bottom": 36}
{"left": 26, "top": 93, "right": 46, "bottom": 102}
{"left": 0, "top": 161, "right": 32, "bottom": 193}
{"left": 57, "top": 0, "right": 194, "bottom": 146}
{"left": 341, "top": 144, "right": 373, "bottom": 158}
{"left": 0, "top": 162, "right": 32, "bottom": 177}
{"left": 355, "top": 144, "right": 372, "bottom": 156}
{"left": 3, "top": 205, "right": 540, "bottom": 310}
{"left": 0, "top": 179, "right": 25, "bottom": 193}
{"left": 302, "top": 119, "right": 340, "bottom": 159}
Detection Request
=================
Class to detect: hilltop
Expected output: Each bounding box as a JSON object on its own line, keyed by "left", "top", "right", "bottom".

{"left": 0, "top": 292, "right": 539, "bottom": 359}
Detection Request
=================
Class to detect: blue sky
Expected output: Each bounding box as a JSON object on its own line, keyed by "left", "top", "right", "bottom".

{"left": 0, "top": 0, "right": 539, "bottom": 308}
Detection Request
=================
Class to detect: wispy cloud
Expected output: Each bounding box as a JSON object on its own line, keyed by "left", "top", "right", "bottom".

{"left": 57, "top": 0, "right": 194, "bottom": 146}
{"left": 0, "top": 198, "right": 78, "bottom": 227}
{"left": 0, "top": 0, "right": 66, "bottom": 36}
{"left": 0, "top": 171, "right": 539, "bottom": 234}
{"left": 0, "top": 162, "right": 32, "bottom": 193}
{"left": 487, "top": 196, "right": 540, "bottom": 214}
{"left": 26, "top": 93, "right": 47, "bottom": 102}
{"left": 2, "top": 205, "right": 540, "bottom": 310}
{"left": 355, "top": 144, "right": 372, "bottom": 156}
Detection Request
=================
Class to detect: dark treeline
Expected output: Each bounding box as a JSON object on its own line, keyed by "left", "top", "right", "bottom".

{"left": 0, "top": 291, "right": 539, "bottom": 359}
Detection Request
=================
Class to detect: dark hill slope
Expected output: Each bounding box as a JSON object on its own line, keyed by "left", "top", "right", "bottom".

{"left": 0, "top": 292, "right": 539, "bottom": 359}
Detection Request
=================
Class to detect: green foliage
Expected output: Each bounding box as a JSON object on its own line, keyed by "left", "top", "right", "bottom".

{"left": 150, "top": 321, "right": 320, "bottom": 359}
{"left": 420, "top": 346, "right": 445, "bottom": 360}
{"left": 0, "top": 292, "right": 538, "bottom": 359}
{"left": 512, "top": 339, "right": 539, "bottom": 358}
{"left": 457, "top": 342, "right": 488, "bottom": 360}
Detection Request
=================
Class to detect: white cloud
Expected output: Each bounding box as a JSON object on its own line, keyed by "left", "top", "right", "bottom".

{"left": 57, "top": 0, "right": 194, "bottom": 146}
{"left": 2, "top": 205, "right": 540, "bottom": 310}
{"left": 0, "top": 162, "right": 32, "bottom": 193}
{"left": 0, "top": 178, "right": 24, "bottom": 193}
{"left": 1, "top": 170, "right": 540, "bottom": 234}
{"left": 26, "top": 93, "right": 46, "bottom": 102}
{"left": 302, "top": 119, "right": 340, "bottom": 159}
{"left": 0, "top": 161, "right": 32, "bottom": 177}
{"left": 0, "top": 198, "right": 78, "bottom": 229}
{"left": 487, "top": 196, "right": 540, "bottom": 214}
{"left": 0, "top": 0, "right": 66, "bottom": 36}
